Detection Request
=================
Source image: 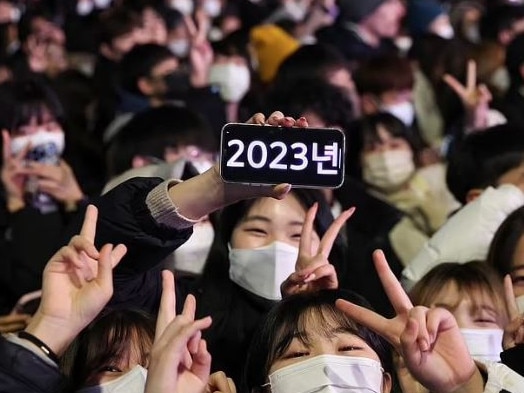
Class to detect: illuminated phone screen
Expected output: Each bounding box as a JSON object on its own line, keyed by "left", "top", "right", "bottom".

{"left": 219, "top": 123, "right": 345, "bottom": 188}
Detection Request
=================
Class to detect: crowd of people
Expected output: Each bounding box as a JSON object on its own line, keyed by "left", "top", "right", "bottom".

{"left": 0, "top": 0, "right": 524, "bottom": 392}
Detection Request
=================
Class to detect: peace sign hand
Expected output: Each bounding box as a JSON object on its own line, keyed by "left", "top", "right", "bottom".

{"left": 280, "top": 203, "right": 354, "bottom": 297}
{"left": 146, "top": 270, "right": 212, "bottom": 393}
{"left": 185, "top": 10, "right": 213, "bottom": 88}
{"left": 503, "top": 275, "right": 524, "bottom": 350}
{"left": 24, "top": 205, "right": 127, "bottom": 356}
{"left": 443, "top": 60, "right": 492, "bottom": 132}
{"left": 336, "top": 250, "right": 485, "bottom": 393}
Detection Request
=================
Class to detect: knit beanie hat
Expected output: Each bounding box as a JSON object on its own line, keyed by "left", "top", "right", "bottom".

{"left": 337, "top": 0, "right": 386, "bottom": 23}
{"left": 249, "top": 25, "right": 300, "bottom": 83}
{"left": 406, "top": 0, "right": 445, "bottom": 36}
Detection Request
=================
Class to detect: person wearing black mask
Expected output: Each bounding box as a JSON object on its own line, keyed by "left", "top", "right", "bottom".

{"left": 105, "top": 43, "right": 225, "bottom": 143}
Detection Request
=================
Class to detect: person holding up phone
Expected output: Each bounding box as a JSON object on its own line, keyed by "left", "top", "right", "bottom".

{"left": 62, "top": 111, "right": 351, "bottom": 386}
{"left": 0, "top": 79, "right": 86, "bottom": 314}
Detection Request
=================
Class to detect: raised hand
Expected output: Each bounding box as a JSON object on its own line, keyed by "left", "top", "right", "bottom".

{"left": 336, "top": 250, "right": 484, "bottom": 393}
{"left": 185, "top": 10, "right": 213, "bottom": 88}
{"left": 281, "top": 202, "right": 354, "bottom": 297}
{"left": 1, "top": 130, "right": 31, "bottom": 212}
{"left": 169, "top": 112, "right": 309, "bottom": 221}
{"left": 503, "top": 275, "right": 524, "bottom": 350}
{"left": 443, "top": 60, "right": 492, "bottom": 131}
{"left": 27, "top": 159, "right": 84, "bottom": 206}
{"left": 24, "top": 205, "right": 127, "bottom": 356}
{"left": 146, "top": 270, "right": 212, "bottom": 393}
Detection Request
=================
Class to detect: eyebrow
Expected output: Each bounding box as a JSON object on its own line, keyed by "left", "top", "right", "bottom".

{"left": 242, "top": 216, "right": 305, "bottom": 227}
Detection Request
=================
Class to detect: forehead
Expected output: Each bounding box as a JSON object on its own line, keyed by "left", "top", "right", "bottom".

{"left": 244, "top": 194, "right": 306, "bottom": 222}
{"left": 430, "top": 281, "right": 496, "bottom": 309}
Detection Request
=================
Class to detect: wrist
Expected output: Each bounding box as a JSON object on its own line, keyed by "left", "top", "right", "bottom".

{"left": 191, "top": 72, "right": 208, "bottom": 88}
{"left": 440, "top": 366, "right": 485, "bottom": 393}
{"left": 24, "top": 312, "right": 79, "bottom": 357}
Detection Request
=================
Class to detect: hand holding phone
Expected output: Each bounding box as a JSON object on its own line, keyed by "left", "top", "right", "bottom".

{"left": 220, "top": 123, "right": 345, "bottom": 188}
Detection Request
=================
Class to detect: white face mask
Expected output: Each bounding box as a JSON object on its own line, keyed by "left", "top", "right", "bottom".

{"left": 170, "top": 0, "right": 194, "bottom": 15}
{"left": 362, "top": 150, "right": 415, "bottom": 192}
{"left": 11, "top": 130, "right": 65, "bottom": 159}
{"left": 434, "top": 24, "right": 454, "bottom": 39}
{"left": 490, "top": 67, "right": 511, "bottom": 93}
{"left": 168, "top": 39, "right": 190, "bottom": 58}
{"left": 268, "top": 355, "right": 384, "bottom": 393}
{"left": 284, "top": 0, "right": 308, "bottom": 22}
{"left": 382, "top": 101, "right": 415, "bottom": 126}
{"left": 173, "top": 222, "right": 214, "bottom": 275}
{"left": 229, "top": 241, "right": 298, "bottom": 301}
{"left": 77, "top": 365, "right": 147, "bottom": 393}
{"left": 203, "top": 0, "right": 222, "bottom": 18}
{"left": 209, "top": 63, "right": 251, "bottom": 103}
{"left": 460, "top": 328, "right": 503, "bottom": 362}
{"left": 76, "top": 0, "right": 94, "bottom": 16}
{"left": 515, "top": 294, "right": 524, "bottom": 314}
{"left": 94, "top": 0, "right": 112, "bottom": 9}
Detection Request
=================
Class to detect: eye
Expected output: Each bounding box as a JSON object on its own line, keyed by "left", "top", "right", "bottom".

{"left": 244, "top": 227, "right": 267, "bottom": 236}
{"left": 282, "top": 351, "right": 310, "bottom": 359}
{"left": 512, "top": 276, "right": 524, "bottom": 286}
{"left": 290, "top": 232, "right": 302, "bottom": 240}
{"left": 339, "top": 345, "right": 364, "bottom": 352}
{"left": 99, "top": 365, "right": 122, "bottom": 373}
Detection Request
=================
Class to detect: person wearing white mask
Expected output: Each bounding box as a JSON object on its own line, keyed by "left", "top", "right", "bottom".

{"left": 402, "top": 262, "right": 509, "bottom": 393}
{"left": 351, "top": 113, "right": 459, "bottom": 266}
{"left": 62, "top": 309, "right": 154, "bottom": 393}
{"left": 69, "top": 111, "right": 350, "bottom": 389}
{"left": 244, "top": 289, "right": 394, "bottom": 393}
{"left": 208, "top": 32, "right": 252, "bottom": 122}
{"left": 168, "top": 0, "right": 194, "bottom": 16}
{"left": 244, "top": 252, "right": 524, "bottom": 393}
{"left": 354, "top": 55, "right": 419, "bottom": 130}
{"left": 164, "top": 8, "right": 192, "bottom": 58}
{"left": 0, "top": 80, "right": 87, "bottom": 313}
{"left": 487, "top": 205, "right": 524, "bottom": 313}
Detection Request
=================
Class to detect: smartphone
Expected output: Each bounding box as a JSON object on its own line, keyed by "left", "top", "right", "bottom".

{"left": 220, "top": 123, "right": 345, "bottom": 188}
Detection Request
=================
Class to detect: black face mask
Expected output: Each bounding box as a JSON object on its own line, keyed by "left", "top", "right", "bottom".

{"left": 163, "top": 71, "right": 192, "bottom": 98}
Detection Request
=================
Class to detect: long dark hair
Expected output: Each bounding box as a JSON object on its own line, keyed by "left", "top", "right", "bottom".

{"left": 487, "top": 206, "right": 524, "bottom": 278}
{"left": 196, "top": 189, "right": 348, "bottom": 313}
{"left": 243, "top": 289, "right": 393, "bottom": 393}
{"left": 60, "top": 309, "right": 155, "bottom": 391}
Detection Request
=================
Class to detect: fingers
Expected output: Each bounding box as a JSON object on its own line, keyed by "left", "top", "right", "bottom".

{"left": 96, "top": 243, "right": 127, "bottom": 292}
{"left": 317, "top": 207, "right": 355, "bottom": 258}
{"left": 80, "top": 205, "right": 98, "bottom": 242}
{"left": 109, "top": 244, "right": 127, "bottom": 268}
{"left": 208, "top": 371, "right": 237, "bottom": 393}
{"left": 271, "top": 183, "right": 292, "bottom": 200}
{"left": 246, "top": 112, "right": 266, "bottom": 125}
{"left": 156, "top": 270, "right": 177, "bottom": 340}
{"left": 266, "top": 111, "right": 285, "bottom": 126}
{"left": 373, "top": 250, "right": 413, "bottom": 314}
{"left": 400, "top": 318, "right": 422, "bottom": 365}
{"left": 504, "top": 275, "right": 519, "bottom": 321}
{"left": 466, "top": 60, "right": 476, "bottom": 93}
{"left": 69, "top": 235, "right": 99, "bottom": 260}
{"left": 191, "top": 339, "right": 212, "bottom": 383}
{"left": 335, "top": 299, "right": 398, "bottom": 346}
{"left": 443, "top": 74, "right": 467, "bottom": 98}
{"left": 303, "top": 263, "right": 338, "bottom": 288}
{"left": 409, "top": 306, "right": 430, "bottom": 352}
{"left": 298, "top": 202, "right": 318, "bottom": 264}
{"left": 295, "top": 116, "right": 309, "bottom": 128}
{"left": 182, "top": 294, "right": 197, "bottom": 321}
